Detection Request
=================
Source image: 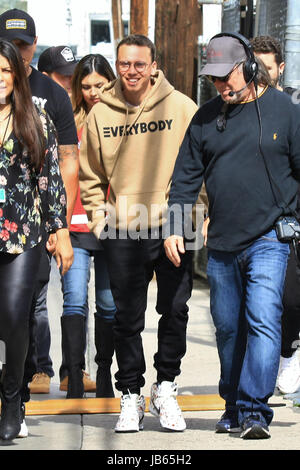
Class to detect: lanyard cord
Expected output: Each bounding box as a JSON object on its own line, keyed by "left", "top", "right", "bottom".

{"left": 0, "top": 110, "right": 12, "bottom": 149}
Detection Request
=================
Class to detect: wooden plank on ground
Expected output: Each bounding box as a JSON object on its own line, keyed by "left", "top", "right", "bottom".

{"left": 24, "top": 395, "right": 225, "bottom": 416}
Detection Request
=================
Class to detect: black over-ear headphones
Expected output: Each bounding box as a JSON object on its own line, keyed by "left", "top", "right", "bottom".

{"left": 211, "top": 31, "right": 258, "bottom": 83}
{"left": 213, "top": 32, "right": 259, "bottom": 132}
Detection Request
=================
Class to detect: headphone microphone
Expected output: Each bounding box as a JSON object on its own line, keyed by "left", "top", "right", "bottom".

{"left": 228, "top": 75, "right": 256, "bottom": 97}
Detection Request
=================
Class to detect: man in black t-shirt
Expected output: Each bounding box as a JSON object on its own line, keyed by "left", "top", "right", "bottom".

{"left": 0, "top": 9, "right": 79, "bottom": 420}
{"left": 30, "top": 66, "right": 77, "bottom": 144}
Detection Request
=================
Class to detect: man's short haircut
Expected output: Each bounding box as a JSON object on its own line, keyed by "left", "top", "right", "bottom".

{"left": 251, "top": 35, "right": 283, "bottom": 66}
{"left": 117, "top": 34, "right": 156, "bottom": 62}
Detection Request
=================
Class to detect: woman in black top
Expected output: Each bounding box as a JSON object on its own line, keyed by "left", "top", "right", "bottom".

{"left": 0, "top": 39, "right": 73, "bottom": 442}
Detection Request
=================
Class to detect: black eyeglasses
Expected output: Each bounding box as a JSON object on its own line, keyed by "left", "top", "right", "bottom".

{"left": 206, "top": 63, "right": 241, "bottom": 83}
{"left": 117, "top": 61, "right": 150, "bottom": 73}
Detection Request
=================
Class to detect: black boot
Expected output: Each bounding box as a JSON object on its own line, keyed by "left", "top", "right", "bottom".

{"left": 0, "top": 318, "right": 29, "bottom": 441}
{"left": 94, "top": 316, "right": 115, "bottom": 398}
{"left": 0, "top": 393, "right": 21, "bottom": 441}
{"left": 59, "top": 315, "right": 88, "bottom": 383}
{"left": 61, "top": 315, "right": 85, "bottom": 398}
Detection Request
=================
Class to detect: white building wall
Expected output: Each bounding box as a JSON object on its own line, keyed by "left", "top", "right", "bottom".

{"left": 201, "top": 4, "right": 222, "bottom": 43}
{"left": 27, "top": 0, "right": 130, "bottom": 61}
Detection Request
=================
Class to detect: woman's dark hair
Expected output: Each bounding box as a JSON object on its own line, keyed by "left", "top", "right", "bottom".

{"left": 0, "top": 39, "right": 45, "bottom": 169}
{"left": 72, "top": 54, "right": 116, "bottom": 119}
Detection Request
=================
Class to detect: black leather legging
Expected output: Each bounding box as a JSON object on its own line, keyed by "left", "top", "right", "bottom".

{"left": 0, "top": 244, "right": 41, "bottom": 401}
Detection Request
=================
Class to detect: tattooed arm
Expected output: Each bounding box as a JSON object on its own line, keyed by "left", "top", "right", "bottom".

{"left": 58, "top": 143, "right": 79, "bottom": 227}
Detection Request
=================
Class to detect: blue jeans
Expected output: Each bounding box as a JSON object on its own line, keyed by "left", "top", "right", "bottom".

{"left": 206, "top": 229, "right": 289, "bottom": 425}
{"left": 61, "top": 247, "right": 116, "bottom": 321}
{"left": 34, "top": 282, "right": 54, "bottom": 377}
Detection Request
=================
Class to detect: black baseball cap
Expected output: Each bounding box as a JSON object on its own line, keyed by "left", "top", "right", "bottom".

{"left": 0, "top": 9, "right": 36, "bottom": 45}
{"left": 199, "top": 36, "right": 247, "bottom": 77}
{"left": 38, "top": 46, "right": 77, "bottom": 75}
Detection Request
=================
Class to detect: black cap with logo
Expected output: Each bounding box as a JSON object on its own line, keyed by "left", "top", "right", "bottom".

{"left": 38, "top": 46, "right": 77, "bottom": 75}
{"left": 0, "top": 9, "right": 36, "bottom": 45}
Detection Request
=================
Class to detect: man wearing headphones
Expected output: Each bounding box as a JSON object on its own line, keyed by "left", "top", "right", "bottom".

{"left": 164, "top": 33, "right": 300, "bottom": 439}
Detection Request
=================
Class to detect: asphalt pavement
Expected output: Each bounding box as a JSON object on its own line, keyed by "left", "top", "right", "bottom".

{"left": 3, "top": 258, "right": 300, "bottom": 455}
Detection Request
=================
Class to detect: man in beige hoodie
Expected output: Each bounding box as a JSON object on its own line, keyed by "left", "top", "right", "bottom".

{"left": 79, "top": 34, "right": 198, "bottom": 433}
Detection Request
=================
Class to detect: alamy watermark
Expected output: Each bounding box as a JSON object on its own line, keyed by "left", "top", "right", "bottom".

{"left": 96, "top": 198, "right": 206, "bottom": 251}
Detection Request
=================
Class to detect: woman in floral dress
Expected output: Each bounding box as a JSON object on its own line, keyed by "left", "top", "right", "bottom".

{"left": 0, "top": 39, "right": 73, "bottom": 442}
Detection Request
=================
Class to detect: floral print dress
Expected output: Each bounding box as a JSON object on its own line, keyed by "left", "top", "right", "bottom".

{"left": 0, "top": 108, "right": 67, "bottom": 254}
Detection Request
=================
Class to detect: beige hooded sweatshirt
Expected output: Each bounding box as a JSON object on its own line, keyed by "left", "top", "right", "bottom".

{"left": 79, "top": 70, "right": 198, "bottom": 238}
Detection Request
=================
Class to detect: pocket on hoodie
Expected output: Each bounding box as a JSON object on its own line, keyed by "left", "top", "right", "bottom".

{"left": 115, "top": 191, "right": 167, "bottom": 230}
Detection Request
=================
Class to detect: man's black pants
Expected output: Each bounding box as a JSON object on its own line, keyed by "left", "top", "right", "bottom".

{"left": 102, "top": 235, "right": 193, "bottom": 394}
{"left": 282, "top": 245, "right": 300, "bottom": 357}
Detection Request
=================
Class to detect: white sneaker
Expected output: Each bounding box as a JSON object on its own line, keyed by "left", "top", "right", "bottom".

{"left": 17, "top": 403, "right": 28, "bottom": 438}
{"left": 277, "top": 351, "right": 300, "bottom": 394}
{"left": 115, "top": 392, "right": 145, "bottom": 433}
{"left": 149, "top": 381, "right": 186, "bottom": 431}
{"left": 17, "top": 420, "right": 28, "bottom": 438}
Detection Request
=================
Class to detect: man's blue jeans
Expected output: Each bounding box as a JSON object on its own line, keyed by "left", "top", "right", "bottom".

{"left": 61, "top": 247, "right": 116, "bottom": 321}
{"left": 207, "top": 229, "right": 289, "bottom": 425}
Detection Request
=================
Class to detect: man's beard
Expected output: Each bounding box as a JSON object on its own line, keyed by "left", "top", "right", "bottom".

{"left": 271, "top": 75, "right": 280, "bottom": 88}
